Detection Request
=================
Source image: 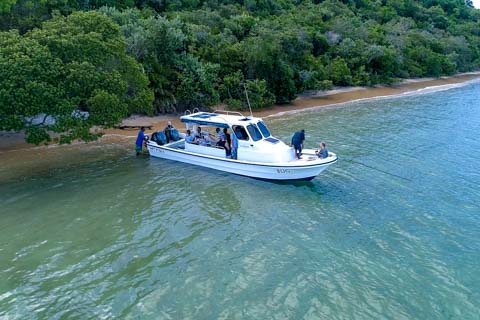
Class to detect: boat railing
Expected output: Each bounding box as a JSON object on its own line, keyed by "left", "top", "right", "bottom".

{"left": 184, "top": 108, "right": 200, "bottom": 116}
{"left": 213, "top": 110, "right": 246, "bottom": 118}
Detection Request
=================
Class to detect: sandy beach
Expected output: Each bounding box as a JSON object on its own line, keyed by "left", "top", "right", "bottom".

{"left": 1, "top": 71, "right": 479, "bottom": 156}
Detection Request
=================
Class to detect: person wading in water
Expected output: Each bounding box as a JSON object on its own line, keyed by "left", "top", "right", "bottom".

{"left": 135, "top": 127, "right": 146, "bottom": 156}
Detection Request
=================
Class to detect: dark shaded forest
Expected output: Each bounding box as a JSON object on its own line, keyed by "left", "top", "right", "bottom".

{"left": 1, "top": 0, "right": 479, "bottom": 144}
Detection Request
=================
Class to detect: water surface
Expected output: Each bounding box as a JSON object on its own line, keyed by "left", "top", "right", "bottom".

{"left": 1, "top": 81, "right": 479, "bottom": 319}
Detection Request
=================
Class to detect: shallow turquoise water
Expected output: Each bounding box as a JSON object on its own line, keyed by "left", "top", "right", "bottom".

{"left": 1, "top": 81, "right": 479, "bottom": 319}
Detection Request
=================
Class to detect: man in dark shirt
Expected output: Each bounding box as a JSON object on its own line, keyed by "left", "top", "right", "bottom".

{"left": 164, "top": 121, "right": 174, "bottom": 143}
{"left": 136, "top": 127, "right": 145, "bottom": 155}
{"left": 291, "top": 129, "right": 305, "bottom": 159}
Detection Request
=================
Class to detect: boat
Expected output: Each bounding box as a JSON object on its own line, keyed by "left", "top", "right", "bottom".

{"left": 146, "top": 110, "right": 337, "bottom": 181}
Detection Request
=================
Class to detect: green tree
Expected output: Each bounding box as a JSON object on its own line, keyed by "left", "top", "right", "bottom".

{"left": 2, "top": 0, "right": 480, "bottom": 122}
{"left": 176, "top": 56, "right": 221, "bottom": 110}
{"left": 0, "top": 31, "right": 70, "bottom": 143}
{"left": 0, "top": 12, "right": 153, "bottom": 145}
{"left": 0, "top": 0, "right": 17, "bottom": 13}
{"left": 221, "top": 71, "right": 274, "bottom": 110}
{"left": 328, "top": 57, "right": 352, "bottom": 86}
{"left": 29, "top": 11, "right": 153, "bottom": 115}
{"left": 244, "top": 79, "right": 275, "bottom": 110}
{"left": 243, "top": 34, "right": 296, "bottom": 103}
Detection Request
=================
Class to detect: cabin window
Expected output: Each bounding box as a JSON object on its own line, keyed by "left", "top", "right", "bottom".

{"left": 246, "top": 124, "right": 262, "bottom": 142}
{"left": 233, "top": 125, "right": 249, "bottom": 141}
{"left": 257, "top": 121, "right": 271, "bottom": 138}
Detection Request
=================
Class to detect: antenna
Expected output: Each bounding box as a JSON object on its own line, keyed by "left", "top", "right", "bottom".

{"left": 243, "top": 82, "right": 253, "bottom": 118}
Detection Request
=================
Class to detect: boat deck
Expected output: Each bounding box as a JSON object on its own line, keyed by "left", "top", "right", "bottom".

{"left": 165, "top": 139, "right": 227, "bottom": 152}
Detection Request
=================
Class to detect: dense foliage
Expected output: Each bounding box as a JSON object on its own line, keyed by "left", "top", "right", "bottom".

{"left": 1, "top": 0, "right": 479, "bottom": 144}
{"left": 0, "top": 11, "right": 153, "bottom": 144}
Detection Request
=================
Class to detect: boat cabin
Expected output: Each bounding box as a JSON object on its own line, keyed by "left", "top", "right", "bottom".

{"left": 180, "top": 111, "right": 296, "bottom": 163}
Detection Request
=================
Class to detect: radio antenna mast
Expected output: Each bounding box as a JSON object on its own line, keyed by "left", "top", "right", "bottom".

{"left": 243, "top": 82, "right": 253, "bottom": 118}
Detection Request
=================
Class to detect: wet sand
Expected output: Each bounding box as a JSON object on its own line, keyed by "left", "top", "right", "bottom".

{"left": 1, "top": 72, "right": 479, "bottom": 163}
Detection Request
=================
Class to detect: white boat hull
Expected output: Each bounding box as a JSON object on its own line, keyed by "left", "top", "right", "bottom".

{"left": 147, "top": 141, "right": 337, "bottom": 181}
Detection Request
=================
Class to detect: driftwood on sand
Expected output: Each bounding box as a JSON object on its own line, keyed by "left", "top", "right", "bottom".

{"left": 114, "top": 125, "right": 152, "bottom": 130}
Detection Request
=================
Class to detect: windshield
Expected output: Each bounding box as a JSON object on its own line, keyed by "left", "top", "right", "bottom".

{"left": 257, "top": 121, "right": 271, "bottom": 138}
{"left": 246, "top": 124, "right": 263, "bottom": 142}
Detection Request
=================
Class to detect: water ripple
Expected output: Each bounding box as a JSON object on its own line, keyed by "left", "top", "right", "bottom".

{"left": 1, "top": 82, "right": 480, "bottom": 319}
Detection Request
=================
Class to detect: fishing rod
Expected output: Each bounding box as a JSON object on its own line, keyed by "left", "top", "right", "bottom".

{"left": 243, "top": 82, "right": 253, "bottom": 118}
{"left": 343, "top": 158, "right": 412, "bottom": 182}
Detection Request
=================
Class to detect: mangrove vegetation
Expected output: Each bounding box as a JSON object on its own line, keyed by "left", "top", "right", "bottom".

{"left": 1, "top": 0, "right": 479, "bottom": 144}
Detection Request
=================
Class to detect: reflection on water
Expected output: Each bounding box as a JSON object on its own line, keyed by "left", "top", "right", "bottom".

{"left": 1, "top": 82, "right": 480, "bottom": 319}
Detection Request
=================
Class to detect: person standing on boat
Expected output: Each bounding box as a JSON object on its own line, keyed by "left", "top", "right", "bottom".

{"left": 222, "top": 128, "right": 232, "bottom": 158}
{"left": 230, "top": 130, "right": 238, "bottom": 160}
{"left": 291, "top": 129, "right": 305, "bottom": 159}
{"left": 219, "top": 135, "right": 230, "bottom": 157}
{"left": 164, "top": 121, "right": 174, "bottom": 143}
{"left": 135, "top": 127, "right": 146, "bottom": 156}
{"left": 223, "top": 128, "right": 231, "bottom": 148}
{"left": 215, "top": 127, "right": 225, "bottom": 146}
{"left": 216, "top": 127, "right": 225, "bottom": 139}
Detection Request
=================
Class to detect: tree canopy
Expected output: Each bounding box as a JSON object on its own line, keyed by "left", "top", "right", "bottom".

{"left": 0, "top": 11, "right": 153, "bottom": 144}
{"left": 1, "top": 0, "right": 479, "bottom": 144}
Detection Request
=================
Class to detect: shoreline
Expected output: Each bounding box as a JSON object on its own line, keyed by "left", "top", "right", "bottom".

{"left": 1, "top": 71, "right": 479, "bottom": 155}
{"left": 254, "top": 72, "right": 480, "bottom": 118}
